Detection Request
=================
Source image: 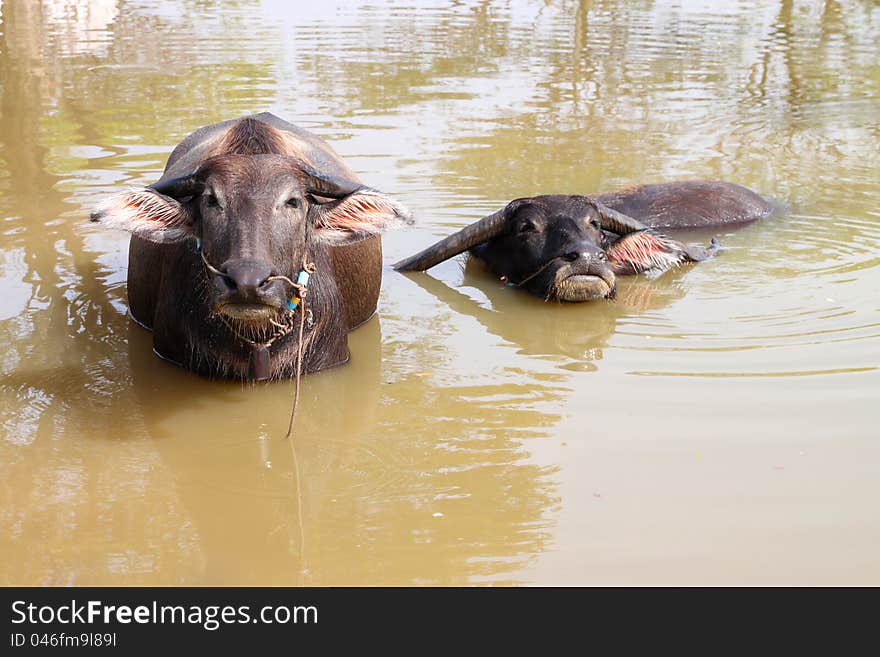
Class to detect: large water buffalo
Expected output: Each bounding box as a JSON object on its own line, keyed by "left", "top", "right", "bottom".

{"left": 394, "top": 181, "right": 771, "bottom": 301}
{"left": 91, "top": 113, "right": 410, "bottom": 380}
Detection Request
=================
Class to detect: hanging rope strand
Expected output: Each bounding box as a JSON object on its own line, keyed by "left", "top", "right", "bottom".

{"left": 286, "top": 290, "right": 307, "bottom": 439}
{"left": 284, "top": 258, "right": 316, "bottom": 439}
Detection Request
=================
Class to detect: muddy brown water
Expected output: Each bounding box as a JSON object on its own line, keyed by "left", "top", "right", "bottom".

{"left": 1, "top": 0, "right": 878, "bottom": 585}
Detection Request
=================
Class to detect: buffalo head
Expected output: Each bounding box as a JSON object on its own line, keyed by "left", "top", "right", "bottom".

{"left": 394, "top": 195, "right": 718, "bottom": 302}
{"left": 94, "top": 154, "right": 407, "bottom": 320}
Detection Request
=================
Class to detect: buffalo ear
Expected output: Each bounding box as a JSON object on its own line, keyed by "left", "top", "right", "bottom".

{"left": 606, "top": 230, "right": 720, "bottom": 276}
{"left": 310, "top": 188, "right": 413, "bottom": 244}
{"left": 90, "top": 188, "right": 195, "bottom": 243}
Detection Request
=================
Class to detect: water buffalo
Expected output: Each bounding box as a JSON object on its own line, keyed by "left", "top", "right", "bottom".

{"left": 91, "top": 113, "right": 411, "bottom": 380}
{"left": 394, "top": 181, "right": 771, "bottom": 301}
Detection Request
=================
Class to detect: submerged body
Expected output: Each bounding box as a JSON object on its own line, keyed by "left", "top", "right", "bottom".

{"left": 92, "top": 113, "right": 410, "bottom": 380}
{"left": 595, "top": 180, "right": 772, "bottom": 229}
{"left": 395, "top": 180, "right": 771, "bottom": 301}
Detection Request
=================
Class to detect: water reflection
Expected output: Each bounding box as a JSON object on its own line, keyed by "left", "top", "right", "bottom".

{"left": 2, "top": 313, "right": 559, "bottom": 585}
{"left": 1, "top": 0, "right": 879, "bottom": 585}
{"left": 404, "top": 258, "right": 692, "bottom": 368}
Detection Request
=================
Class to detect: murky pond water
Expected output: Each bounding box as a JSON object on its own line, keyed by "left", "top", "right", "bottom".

{"left": 1, "top": 0, "right": 878, "bottom": 585}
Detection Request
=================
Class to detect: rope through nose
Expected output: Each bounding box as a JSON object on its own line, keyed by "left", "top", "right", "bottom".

{"left": 516, "top": 251, "right": 609, "bottom": 289}
{"left": 515, "top": 257, "right": 561, "bottom": 288}
{"left": 198, "top": 241, "right": 229, "bottom": 279}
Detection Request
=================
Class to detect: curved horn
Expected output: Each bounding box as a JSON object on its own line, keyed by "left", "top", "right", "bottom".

{"left": 299, "top": 163, "right": 363, "bottom": 199}
{"left": 393, "top": 208, "right": 508, "bottom": 271}
{"left": 593, "top": 200, "right": 650, "bottom": 235}
{"left": 148, "top": 175, "right": 203, "bottom": 198}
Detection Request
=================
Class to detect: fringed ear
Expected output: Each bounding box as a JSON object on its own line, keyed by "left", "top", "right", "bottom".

{"left": 606, "top": 230, "right": 719, "bottom": 277}
{"left": 89, "top": 189, "right": 194, "bottom": 243}
{"left": 311, "top": 188, "right": 413, "bottom": 244}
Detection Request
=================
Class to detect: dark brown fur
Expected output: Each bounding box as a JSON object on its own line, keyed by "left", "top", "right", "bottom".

{"left": 596, "top": 180, "right": 772, "bottom": 229}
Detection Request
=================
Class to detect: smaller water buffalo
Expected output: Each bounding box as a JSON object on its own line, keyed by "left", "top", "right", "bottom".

{"left": 91, "top": 113, "right": 411, "bottom": 380}
{"left": 394, "top": 180, "right": 771, "bottom": 301}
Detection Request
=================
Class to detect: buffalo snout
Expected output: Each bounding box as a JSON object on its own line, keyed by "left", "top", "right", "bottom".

{"left": 550, "top": 246, "right": 617, "bottom": 302}
{"left": 214, "top": 259, "right": 285, "bottom": 310}
{"left": 562, "top": 240, "right": 607, "bottom": 263}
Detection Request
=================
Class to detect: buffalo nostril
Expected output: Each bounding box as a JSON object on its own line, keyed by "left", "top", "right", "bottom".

{"left": 222, "top": 261, "right": 274, "bottom": 297}
{"left": 564, "top": 252, "right": 580, "bottom": 262}
{"left": 214, "top": 267, "right": 237, "bottom": 291}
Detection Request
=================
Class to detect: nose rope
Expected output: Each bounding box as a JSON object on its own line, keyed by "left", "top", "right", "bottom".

{"left": 514, "top": 258, "right": 562, "bottom": 288}
{"left": 265, "top": 260, "right": 316, "bottom": 312}
{"left": 197, "top": 239, "right": 303, "bottom": 349}
{"left": 514, "top": 251, "right": 610, "bottom": 289}
{"left": 195, "top": 239, "right": 316, "bottom": 438}
{"left": 197, "top": 238, "right": 314, "bottom": 312}
{"left": 197, "top": 239, "right": 228, "bottom": 279}
{"left": 195, "top": 239, "right": 316, "bottom": 437}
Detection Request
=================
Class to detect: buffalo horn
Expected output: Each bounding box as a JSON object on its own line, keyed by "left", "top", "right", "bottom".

{"left": 149, "top": 175, "right": 203, "bottom": 198}
{"left": 593, "top": 201, "right": 650, "bottom": 235}
{"left": 393, "top": 209, "right": 507, "bottom": 271}
{"left": 151, "top": 163, "right": 364, "bottom": 202}
{"left": 300, "top": 164, "right": 363, "bottom": 199}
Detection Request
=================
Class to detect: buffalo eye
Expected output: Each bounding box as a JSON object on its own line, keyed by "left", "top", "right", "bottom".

{"left": 286, "top": 197, "right": 301, "bottom": 209}
{"left": 589, "top": 217, "right": 601, "bottom": 229}
{"left": 205, "top": 193, "right": 220, "bottom": 208}
{"left": 517, "top": 220, "right": 537, "bottom": 235}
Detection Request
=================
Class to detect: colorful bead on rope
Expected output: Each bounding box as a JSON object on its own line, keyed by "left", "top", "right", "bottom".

{"left": 286, "top": 270, "right": 311, "bottom": 311}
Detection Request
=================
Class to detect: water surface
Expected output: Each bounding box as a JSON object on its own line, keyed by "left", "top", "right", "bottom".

{"left": 1, "top": 0, "right": 878, "bottom": 585}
